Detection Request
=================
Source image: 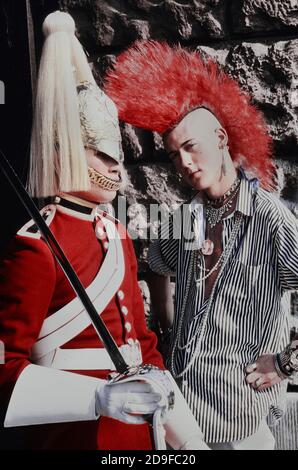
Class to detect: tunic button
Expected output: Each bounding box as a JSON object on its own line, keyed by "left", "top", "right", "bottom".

{"left": 103, "top": 241, "right": 109, "bottom": 250}
{"left": 117, "top": 290, "right": 124, "bottom": 300}
{"left": 125, "top": 322, "right": 132, "bottom": 332}
{"left": 96, "top": 226, "right": 104, "bottom": 237}
{"left": 121, "top": 306, "right": 128, "bottom": 316}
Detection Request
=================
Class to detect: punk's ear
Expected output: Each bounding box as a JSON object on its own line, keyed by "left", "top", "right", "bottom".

{"left": 215, "top": 128, "right": 228, "bottom": 148}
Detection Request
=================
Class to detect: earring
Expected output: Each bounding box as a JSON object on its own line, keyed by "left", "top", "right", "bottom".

{"left": 220, "top": 145, "right": 227, "bottom": 176}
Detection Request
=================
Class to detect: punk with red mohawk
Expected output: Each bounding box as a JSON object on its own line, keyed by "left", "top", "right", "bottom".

{"left": 105, "top": 40, "right": 298, "bottom": 449}
{"left": 105, "top": 40, "right": 275, "bottom": 189}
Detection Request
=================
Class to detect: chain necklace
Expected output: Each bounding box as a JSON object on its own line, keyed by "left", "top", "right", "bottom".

{"left": 205, "top": 182, "right": 240, "bottom": 228}
{"left": 176, "top": 212, "right": 242, "bottom": 352}
{"left": 195, "top": 212, "right": 242, "bottom": 284}
{"left": 170, "top": 212, "right": 244, "bottom": 378}
{"left": 206, "top": 175, "right": 241, "bottom": 206}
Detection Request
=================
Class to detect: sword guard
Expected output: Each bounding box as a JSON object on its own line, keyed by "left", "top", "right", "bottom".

{"left": 108, "top": 364, "right": 175, "bottom": 411}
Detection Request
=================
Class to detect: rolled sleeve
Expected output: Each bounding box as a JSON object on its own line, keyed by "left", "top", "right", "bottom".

{"left": 275, "top": 210, "right": 298, "bottom": 292}
{"left": 148, "top": 214, "right": 179, "bottom": 277}
{"left": 148, "top": 240, "right": 176, "bottom": 277}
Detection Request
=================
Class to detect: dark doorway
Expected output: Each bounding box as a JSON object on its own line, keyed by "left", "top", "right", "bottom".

{"left": 0, "top": 0, "right": 60, "bottom": 252}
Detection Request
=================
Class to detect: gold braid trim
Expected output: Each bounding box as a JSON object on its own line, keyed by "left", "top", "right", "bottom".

{"left": 88, "top": 167, "right": 121, "bottom": 191}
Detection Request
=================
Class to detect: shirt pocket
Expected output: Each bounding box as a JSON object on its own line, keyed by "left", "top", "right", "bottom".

{"left": 220, "top": 259, "right": 269, "bottom": 307}
{"left": 230, "top": 260, "right": 275, "bottom": 318}
{"left": 233, "top": 259, "right": 263, "bottom": 288}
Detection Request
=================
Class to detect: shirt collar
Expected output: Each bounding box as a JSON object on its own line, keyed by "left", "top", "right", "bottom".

{"left": 236, "top": 175, "right": 254, "bottom": 216}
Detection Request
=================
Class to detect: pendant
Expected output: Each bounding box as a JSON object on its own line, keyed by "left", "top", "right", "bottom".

{"left": 201, "top": 239, "right": 214, "bottom": 256}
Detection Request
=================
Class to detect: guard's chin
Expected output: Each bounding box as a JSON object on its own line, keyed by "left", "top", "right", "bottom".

{"left": 88, "top": 167, "right": 122, "bottom": 192}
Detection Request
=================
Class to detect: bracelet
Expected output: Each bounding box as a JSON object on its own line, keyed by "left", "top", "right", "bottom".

{"left": 274, "top": 353, "right": 292, "bottom": 379}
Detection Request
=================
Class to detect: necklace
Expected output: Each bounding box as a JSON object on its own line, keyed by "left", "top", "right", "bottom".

{"left": 206, "top": 175, "right": 241, "bottom": 206}
{"left": 205, "top": 182, "right": 240, "bottom": 228}
{"left": 195, "top": 212, "right": 242, "bottom": 284}
{"left": 201, "top": 177, "right": 240, "bottom": 254}
{"left": 170, "top": 212, "right": 244, "bottom": 378}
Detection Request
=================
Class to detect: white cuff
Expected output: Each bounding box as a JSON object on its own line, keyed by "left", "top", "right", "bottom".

{"left": 164, "top": 372, "right": 209, "bottom": 450}
{"left": 4, "top": 364, "right": 106, "bottom": 427}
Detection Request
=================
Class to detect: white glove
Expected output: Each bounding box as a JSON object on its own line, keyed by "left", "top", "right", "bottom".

{"left": 95, "top": 380, "right": 162, "bottom": 425}
{"left": 111, "top": 367, "right": 209, "bottom": 450}
{"left": 163, "top": 372, "right": 210, "bottom": 450}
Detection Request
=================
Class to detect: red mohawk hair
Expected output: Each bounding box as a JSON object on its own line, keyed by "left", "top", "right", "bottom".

{"left": 105, "top": 41, "right": 275, "bottom": 189}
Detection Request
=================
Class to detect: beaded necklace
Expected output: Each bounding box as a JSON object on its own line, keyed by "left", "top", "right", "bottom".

{"left": 170, "top": 212, "right": 244, "bottom": 378}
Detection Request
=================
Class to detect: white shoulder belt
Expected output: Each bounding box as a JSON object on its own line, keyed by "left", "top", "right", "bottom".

{"left": 31, "top": 218, "right": 126, "bottom": 365}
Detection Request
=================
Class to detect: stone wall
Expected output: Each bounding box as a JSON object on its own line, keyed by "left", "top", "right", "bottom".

{"left": 59, "top": 0, "right": 298, "bottom": 318}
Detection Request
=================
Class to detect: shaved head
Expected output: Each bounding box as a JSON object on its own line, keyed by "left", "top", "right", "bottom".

{"left": 163, "top": 107, "right": 225, "bottom": 154}
{"left": 163, "top": 106, "right": 236, "bottom": 198}
{"left": 180, "top": 107, "right": 223, "bottom": 135}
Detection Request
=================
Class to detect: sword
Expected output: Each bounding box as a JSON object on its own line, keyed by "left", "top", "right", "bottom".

{"left": 0, "top": 151, "right": 175, "bottom": 449}
{"left": 0, "top": 150, "right": 129, "bottom": 375}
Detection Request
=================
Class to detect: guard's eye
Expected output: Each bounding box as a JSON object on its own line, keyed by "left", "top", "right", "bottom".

{"left": 96, "top": 151, "right": 114, "bottom": 164}
{"left": 95, "top": 150, "right": 105, "bottom": 159}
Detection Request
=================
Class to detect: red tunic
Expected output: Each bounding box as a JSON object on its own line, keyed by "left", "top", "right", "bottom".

{"left": 0, "top": 203, "right": 164, "bottom": 449}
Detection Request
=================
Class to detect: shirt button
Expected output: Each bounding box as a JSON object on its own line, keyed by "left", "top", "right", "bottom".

{"left": 117, "top": 290, "right": 124, "bottom": 300}
{"left": 121, "top": 306, "right": 128, "bottom": 316}
{"left": 103, "top": 241, "right": 109, "bottom": 250}
{"left": 125, "top": 322, "right": 132, "bottom": 333}
{"left": 127, "top": 338, "right": 134, "bottom": 345}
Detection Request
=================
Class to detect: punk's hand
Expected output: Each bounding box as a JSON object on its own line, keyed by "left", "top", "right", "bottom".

{"left": 245, "top": 354, "right": 283, "bottom": 391}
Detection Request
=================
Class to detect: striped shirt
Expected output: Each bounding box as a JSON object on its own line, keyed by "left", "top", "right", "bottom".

{"left": 149, "top": 172, "right": 298, "bottom": 443}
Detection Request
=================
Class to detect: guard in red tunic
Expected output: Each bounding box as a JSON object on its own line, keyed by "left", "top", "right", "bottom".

{"left": 0, "top": 11, "right": 208, "bottom": 450}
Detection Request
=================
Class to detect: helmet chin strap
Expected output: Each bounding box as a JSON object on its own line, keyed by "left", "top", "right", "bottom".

{"left": 88, "top": 167, "right": 122, "bottom": 191}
